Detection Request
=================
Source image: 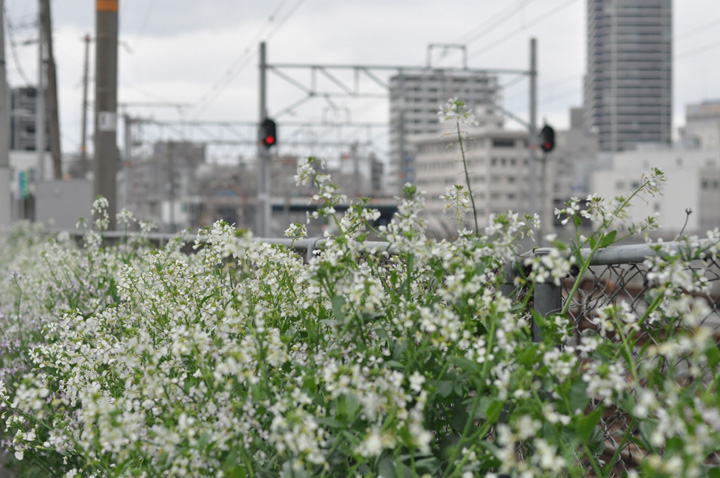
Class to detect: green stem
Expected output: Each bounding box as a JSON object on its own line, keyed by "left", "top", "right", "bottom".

{"left": 456, "top": 121, "right": 479, "bottom": 236}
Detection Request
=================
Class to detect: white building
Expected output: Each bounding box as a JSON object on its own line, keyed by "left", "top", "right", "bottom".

{"left": 389, "top": 70, "right": 501, "bottom": 193}
{"left": 591, "top": 147, "right": 720, "bottom": 235}
{"left": 413, "top": 127, "right": 531, "bottom": 237}
{"left": 681, "top": 100, "right": 720, "bottom": 150}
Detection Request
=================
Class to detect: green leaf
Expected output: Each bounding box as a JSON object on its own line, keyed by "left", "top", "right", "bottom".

{"left": 316, "top": 416, "right": 344, "bottom": 428}
{"left": 332, "top": 296, "right": 346, "bottom": 322}
{"left": 637, "top": 420, "right": 657, "bottom": 451}
{"left": 198, "top": 431, "right": 211, "bottom": 451}
{"left": 378, "top": 456, "right": 397, "bottom": 478}
{"left": 448, "top": 356, "right": 479, "bottom": 374}
{"left": 384, "top": 360, "right": 404, "bottom": 369}
{"left": 339, "top": 393, "right": 360, "bottom": 419}
{"left": 450, "top": 402, "right": 470, "bottom": 432}
{"left": 703, "top": 465, "right": 720, "bottom": 478}
{"left": 518, "top": 345, "right": 538, "bottom": 367}
{"left": 600, "top": 230, "right": 617, "bottom": 248}
{"left": 707, "top": 344, "right": 720, "bottom": 371}
{"left": 576, "top": 406, "right": 603, "bottom": 442}
{"left": 485, "top": 399, "right": 504, "bottom": 423}
{"left": 437, "top": 380, "right": 454, "bottom": 398}
{"left": 568, "top": 380, "right": 590, "bottom": 413}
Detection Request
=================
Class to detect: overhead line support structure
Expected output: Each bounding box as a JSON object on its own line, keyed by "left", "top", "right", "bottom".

{"left": 260, "top": 42, "right": 539, "bottom": 227}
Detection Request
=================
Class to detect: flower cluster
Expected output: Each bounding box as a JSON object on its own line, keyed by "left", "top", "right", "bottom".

{"left": 0, "top": 130, "right": 718, "bottom": 477}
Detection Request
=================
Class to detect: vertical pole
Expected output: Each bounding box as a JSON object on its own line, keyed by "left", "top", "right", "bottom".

{"left": 528, "top": 38, "right": 539, "bottom": 242}
{"left": 168, "top": 142, "right": 175, "bottom": 232}
{"left": 540, "top": 152, "right": 547, "bottom": 243}
{"left": 533, "top": 284, "right": 562, "bottom": 343}
{"left": 40, "top": 0, "right": 61, "bottom": 179}
{"left": 257, "top": 42, "right": 270, "bottom": 237}
{"left": 94, "top": 0, "right": 119, "bottom": 230}
{"left": 79, "top": 33, "right": 90, "bottom": 178}
{"left": 0, "top": 0, "right": 12, "bottom": 230}
{"left": 36, "top": 9, "right": 45, "bottom": 181}
{"left": 123, "top": 114, "right": 131, "bottom": 210}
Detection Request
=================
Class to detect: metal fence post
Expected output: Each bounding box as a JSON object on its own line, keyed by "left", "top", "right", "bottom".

{"left": 500, "top": 261, "right": 519, "bottom": 299}
{"left": 532, "top": 250, "right": 563, "bottom": 342}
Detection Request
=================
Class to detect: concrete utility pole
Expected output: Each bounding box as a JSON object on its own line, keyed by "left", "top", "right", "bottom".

{"left": 36, "top": 15, "right": 45, "bottom": 181}
{"left": 257, "top": 41, "right": 270, "bottom": 237}
{"left": 94, "top": 0, "right": 119, "bottom": 229}
{"left": 0, "top": 0, "right": 12, "bottom": 229}
{"left": 40, "top": 0, "right": 61, "bottom": 179}
{"left": 80, "top": 33, "right": 91, "bottom": 178}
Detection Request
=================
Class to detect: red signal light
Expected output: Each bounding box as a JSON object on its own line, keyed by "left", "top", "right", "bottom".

{"left": 260, "top": 118, "right": 277, "bottom": 148}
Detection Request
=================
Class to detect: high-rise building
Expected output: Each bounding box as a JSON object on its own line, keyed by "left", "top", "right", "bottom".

{"left": 584, "top": 0, "right": 672, "bottom": 152}
{"left": 388, "top": 70, "right": 500, "bottom": 193}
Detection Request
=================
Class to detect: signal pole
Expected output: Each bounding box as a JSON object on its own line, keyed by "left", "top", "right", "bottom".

{"left": 94, "top": 0, "right": 119, "bottom": 229}
{"left": 0, "top": 0, "right": 11, "bottom": 229}
{"left": 528, "top": 38, "right": 539, "bottom": 241}
{"left": 257, "top": 41, "right": 270, "bottom": 237}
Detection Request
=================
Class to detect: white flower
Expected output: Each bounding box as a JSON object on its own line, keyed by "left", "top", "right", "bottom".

{"left": 409, "top": 371, "right": 426, "bottom": 393}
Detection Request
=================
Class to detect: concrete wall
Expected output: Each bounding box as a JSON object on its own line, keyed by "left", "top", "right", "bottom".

{"left": 36, "top": 179, "right": 93, "bottom": 229}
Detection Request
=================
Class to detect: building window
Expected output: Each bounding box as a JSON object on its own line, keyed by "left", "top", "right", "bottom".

{"left": 492, "top": 138, "right": 515, "bottom": 148}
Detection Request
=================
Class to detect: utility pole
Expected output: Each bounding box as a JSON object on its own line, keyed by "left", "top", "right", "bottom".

{"left": 36, "top": 13, "right": 45, "bottom": 182}
{"left": 94, "top": 0, "right": 119, "bottom": 229}
{"left": 123, "top": 114, "right": 131, "bottom": 211}
{"left": 528, "top": 38, "right": 540, "bottom": 243}
{"left": 0, "top": 0, "right": 12, "bottom": 229}
{"left": 257, "top": 41, "right": 270, "bottom": 237}
{"left": 80, "top": 33, "right": 91, "bottom": 178}
{"left": 40, "top": 0, "right": 61, "bottom": 179}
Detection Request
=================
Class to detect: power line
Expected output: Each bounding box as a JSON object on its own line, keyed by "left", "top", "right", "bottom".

{"left": 469, "top": 0, "right": 580, "bottom": 59}
{"left": 675, "top": 16, "right": 720, "bottom": 42}
{"left": 460, "top": 0, "right": 536, "bottom": 46}
{"left": 193, "top": 0, "right": 308, "bottom": 117}
{"left": 4, "top": 8, "right": 32, "bottom": 86}
{"left": 677, "top": 39, "right": 720, "bottom": 60}
{"left": 135, "top": 0, "right": 159, "bottom": 41}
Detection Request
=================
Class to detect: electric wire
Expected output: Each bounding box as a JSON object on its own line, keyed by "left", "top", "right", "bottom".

{"left": 4, "top": 8, "right": 33, "bottom": 86}
{"left": 675, "top": 16, "right": 720, "bottom": 42}
{"left": 677, "top": 39, "right": 720, "bottom": 59}
{"left": 193, "top": 0, "right": 307, "bottom": 118}
{"left": 469, "top": 0, "right": 580, "bottom": 59}
{"left": 135, "top": 0, "right": 159, "bottom": 42}
{"left": 459, "top": 0, "right": 537, "bottom": 46}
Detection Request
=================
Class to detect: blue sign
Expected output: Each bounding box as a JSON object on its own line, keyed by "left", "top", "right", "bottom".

{"left": 18, "top": 171, "right": 27, "bottom": 199}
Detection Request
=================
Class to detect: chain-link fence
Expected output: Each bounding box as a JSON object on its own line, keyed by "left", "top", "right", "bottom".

{"left": 523, "top": 241, "right": 720, "bottom": 477}
{"left": 72, "top": 231, "right": 719, "bottom": 474}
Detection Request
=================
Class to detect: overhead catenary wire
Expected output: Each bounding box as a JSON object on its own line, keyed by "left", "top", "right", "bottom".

{"left": 4, "top": 8, "right": 32, "bottom": 86}
{"left": 193, "top": 0, "right": 308, "bottom": 118}
{"left": 469, "top": 0, "right": 580, "bottom": 59}
{"left": 456, "top": 0, "right": 537, "bottom": 46}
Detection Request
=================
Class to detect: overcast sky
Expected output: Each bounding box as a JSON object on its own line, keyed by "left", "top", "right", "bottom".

{"left": 4, "top": 0, "right": 720, "bottom": 159}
